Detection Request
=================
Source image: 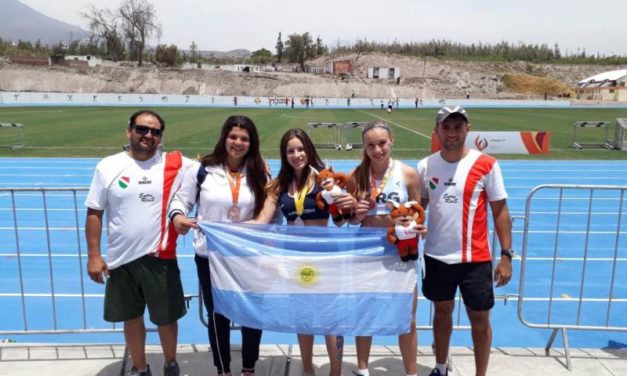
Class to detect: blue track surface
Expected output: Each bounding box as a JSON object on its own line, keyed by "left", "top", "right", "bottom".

{"left": 0, "top": 158, "right": 626, "bottom": 349}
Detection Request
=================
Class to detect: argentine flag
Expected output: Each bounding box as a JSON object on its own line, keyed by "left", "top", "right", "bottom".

{"left": 199, "top": 223, "right": 417, "bottom": 336}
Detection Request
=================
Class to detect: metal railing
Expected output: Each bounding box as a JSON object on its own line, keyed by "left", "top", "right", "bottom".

{"left": 4, "top": 186, "right": 626, "bottom": 373}
{"left": 518, "top": 184, "right": 627, "bottom": 370}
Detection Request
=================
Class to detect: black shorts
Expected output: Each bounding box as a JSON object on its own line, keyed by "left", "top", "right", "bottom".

{"left": 421, "top": 255, "right": 494, "bottom": 311}
{"left": 104, "top": 255, "right": 187, "bottom": 325}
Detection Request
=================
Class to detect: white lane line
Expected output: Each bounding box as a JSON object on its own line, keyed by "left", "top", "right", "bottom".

{"left": 0, "top": 174, "right": 92, "bottom": 177}
{"left": 0, "top": 208, "right": 85, "bottom": 212}
{"left": 0, "top": 253, "right": 195, "bottom": 258}
{"left": 355, "top": 110, "right": 432, "bottom": 140}
{"left": 0, "top": 293, "right": 104, "bottom": 298}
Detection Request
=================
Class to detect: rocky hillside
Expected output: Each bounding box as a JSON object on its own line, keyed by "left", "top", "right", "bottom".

{"left": 0, "top": 53, "right": 623, "bottom": 100}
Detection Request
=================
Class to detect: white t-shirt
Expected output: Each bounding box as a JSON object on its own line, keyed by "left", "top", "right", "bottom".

{"left": 85, "top": 151, "right": 192, "bottom": 269}
{"left": 168, "top": 163, "right": 259, "bottom": 258}
{"left": 417, "top": 149, "right": 507, "bottom": 264}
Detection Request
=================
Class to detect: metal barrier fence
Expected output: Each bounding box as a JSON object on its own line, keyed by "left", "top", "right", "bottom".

{"left": 518, "top": 184, "right": 627, "bottom": 370}
{"left": 1, "top": 187, "right": 518, "bottom": 335}
{"left": 0, "top": 187, "right": 117, "bottom": 335}
{"left": 6, "top": 186, "right": 627, "bottom": 372}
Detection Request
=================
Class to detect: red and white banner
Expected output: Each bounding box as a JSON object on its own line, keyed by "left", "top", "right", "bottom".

{"left": 431, "top": 131, "right": 550, "bottom": 154}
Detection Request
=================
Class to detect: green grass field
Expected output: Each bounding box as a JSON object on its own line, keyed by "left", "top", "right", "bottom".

{"left": 0, "top": 106, "right": 625, "bottom": 159}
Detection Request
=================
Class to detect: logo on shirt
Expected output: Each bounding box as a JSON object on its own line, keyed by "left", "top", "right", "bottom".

{"left": 139, "top": 193, "right": 156, "bottom": 202}
{"left": 444, "top": 178, "right": 456, "bottom": 187}
{"left": 374, "top": 191, "right": 401, "bottom": 203}
{"left": 118, "top": 176, "right": 130, "bottom": 189}
{"left": 138, "top": 176, "right": 152, "bottom": 185}
{"left": 443, "top": 193, "right": 458, "bottom": 204}
{"left": 429, "top": 177, "right": 439, "bottom": 190}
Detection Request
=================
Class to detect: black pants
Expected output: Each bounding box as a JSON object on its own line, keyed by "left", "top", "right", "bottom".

{"left": 195, "top": 254, "right": 262, "bottom": 373}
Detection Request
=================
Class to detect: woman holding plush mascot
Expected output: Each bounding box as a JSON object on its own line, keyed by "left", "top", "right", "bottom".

{"left": 168, "top": 115, "right": 269, "bottom": 376}
{"left": 349, "top": 120, "right": 426, "bottom": 376}
{"left": 254, "top": 128, "right": 356, "bottom": 376}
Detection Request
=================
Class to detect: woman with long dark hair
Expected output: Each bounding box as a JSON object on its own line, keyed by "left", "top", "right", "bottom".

{"left": 168, "top": 115, "right": 268, "bottom": 376}
{"left": 254, "top": 128, "right": 356, "bottom": 376}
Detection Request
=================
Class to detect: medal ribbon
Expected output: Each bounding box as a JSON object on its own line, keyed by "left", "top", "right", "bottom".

{"left": 225, "top": 168, "right": 242, "bottom": 205}
{"left": 369, "top": 159, "right": 394, "bottom": 198}
{"left": 293, "top": 180, "right": 309, "bottom": 217}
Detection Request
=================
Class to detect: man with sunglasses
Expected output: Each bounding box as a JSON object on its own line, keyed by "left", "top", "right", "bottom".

{"left": 85, "top": 110, "right": 193, "bottom": 376}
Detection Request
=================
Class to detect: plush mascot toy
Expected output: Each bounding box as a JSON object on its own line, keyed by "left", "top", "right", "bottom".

{"left": 386, "top": 200, "right": 426, "bottom": 262}
{"left": 315, "top": 167, "right": 353, "bottom": 221}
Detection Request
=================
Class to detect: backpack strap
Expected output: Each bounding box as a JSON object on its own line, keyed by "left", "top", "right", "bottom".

{"left": 194, "top": 163, "right": 208, "bottom": 216}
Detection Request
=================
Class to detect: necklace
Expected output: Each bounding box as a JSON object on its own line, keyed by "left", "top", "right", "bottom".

{"left": 224, "top": 164, "right": 242, "bottom": 222}
{"left": 292, "top": 177, "right": 310, "bottom": 226}
{"left": 369, "top": 159, "right": 394, "bottom": 200}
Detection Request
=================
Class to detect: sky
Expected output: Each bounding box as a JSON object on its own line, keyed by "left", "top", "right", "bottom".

{"left": 18, "top": 0, "right": 627, "bottom": 56}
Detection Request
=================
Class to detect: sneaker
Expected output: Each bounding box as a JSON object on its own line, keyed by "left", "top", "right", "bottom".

{"left": 128, "top": 365, "right": 152, "bottom": 376}
{"left": 164, "top": 360, "right": 180, "bottom": 376}
{"left": 428, "top": 368, "right": 447, "bottom": 376}
{"left": 351, "top": 371, "right": 367, "bottom": 376}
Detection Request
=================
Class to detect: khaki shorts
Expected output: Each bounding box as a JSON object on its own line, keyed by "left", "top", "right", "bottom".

{"left": 104, "top": 255, "right": 186, "bottom": 325}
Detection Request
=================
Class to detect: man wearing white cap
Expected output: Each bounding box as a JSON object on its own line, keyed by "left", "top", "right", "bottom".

{"left": 417, "top": 106, "right": 513, "bottom": 376}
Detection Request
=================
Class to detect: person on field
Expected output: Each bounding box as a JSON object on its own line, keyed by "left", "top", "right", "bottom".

{"left": 417, "top": 106, "right": 513, "bottom": 376}
{"left": 350, "top": 120, "right": 426, "bottom": 376}
{"left": 85, "top": 110, "right": 193, "bottom": 376}
{"left": 168, "top": 115, "right": 269, "bottom": 376}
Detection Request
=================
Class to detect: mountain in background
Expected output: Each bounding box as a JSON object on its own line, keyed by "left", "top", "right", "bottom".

{"left": 0, "top": 0, "right": 89, "bottom": 46}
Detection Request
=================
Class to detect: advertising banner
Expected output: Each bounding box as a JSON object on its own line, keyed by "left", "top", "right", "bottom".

{"left": 431, "top": 131, "right": 550, "bottom": 154}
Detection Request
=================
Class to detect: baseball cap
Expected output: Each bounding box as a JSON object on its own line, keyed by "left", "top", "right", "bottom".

{"left": 435, "top": 105, "right": 469, "bottom": 124}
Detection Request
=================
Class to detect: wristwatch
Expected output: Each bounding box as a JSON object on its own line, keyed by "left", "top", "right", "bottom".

{"left": 501, "top": 248, "right": 515, "bottom": 260}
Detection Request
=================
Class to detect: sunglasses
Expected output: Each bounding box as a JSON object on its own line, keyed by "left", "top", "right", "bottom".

{"left": 131, "top": 124, "right": 163, "bottom": 137}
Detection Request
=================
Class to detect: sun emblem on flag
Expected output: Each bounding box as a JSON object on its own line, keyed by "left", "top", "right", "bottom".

{"left": 295, "top": 263, "right": 319, "bottom": 288}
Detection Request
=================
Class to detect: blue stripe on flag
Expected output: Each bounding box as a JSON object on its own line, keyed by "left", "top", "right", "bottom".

{"left": 199, "top": 222, "right": 395, "bottom": 257}
{"left": 212, "top": 290, "right": 412, "bottom": 336}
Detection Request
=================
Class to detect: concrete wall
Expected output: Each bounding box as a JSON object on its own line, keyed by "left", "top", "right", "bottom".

{"left": 1, "top": 91, "right": 604, "bottom": 109}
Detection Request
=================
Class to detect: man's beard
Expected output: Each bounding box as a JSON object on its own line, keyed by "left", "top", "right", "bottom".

{"left": 130, "top": 138, "right": 158, "bottom": 154}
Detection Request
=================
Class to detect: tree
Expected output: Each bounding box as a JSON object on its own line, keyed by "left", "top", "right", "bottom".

{"left": 250, "top": 48, "right": 273, "bottom": 64}
{"left": 315, "top": 35, "right": 326, "bottom": 57}
{"left": 82, "top": 5, "right": 124, "bottom": 61}
{"left": 285, "top": 32, "right": 313, "bottom": 71}
{"left": 155, "top": 44, "right": 178, "bottom": 66}
{"left": 118, "top": 0, "right": 161, "bottom": 66}
{"left": 275, "top": 32, "right": 284, "bottom": 63}
{"left": 189, "top": 41, "right": 199, "bottom": 65}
